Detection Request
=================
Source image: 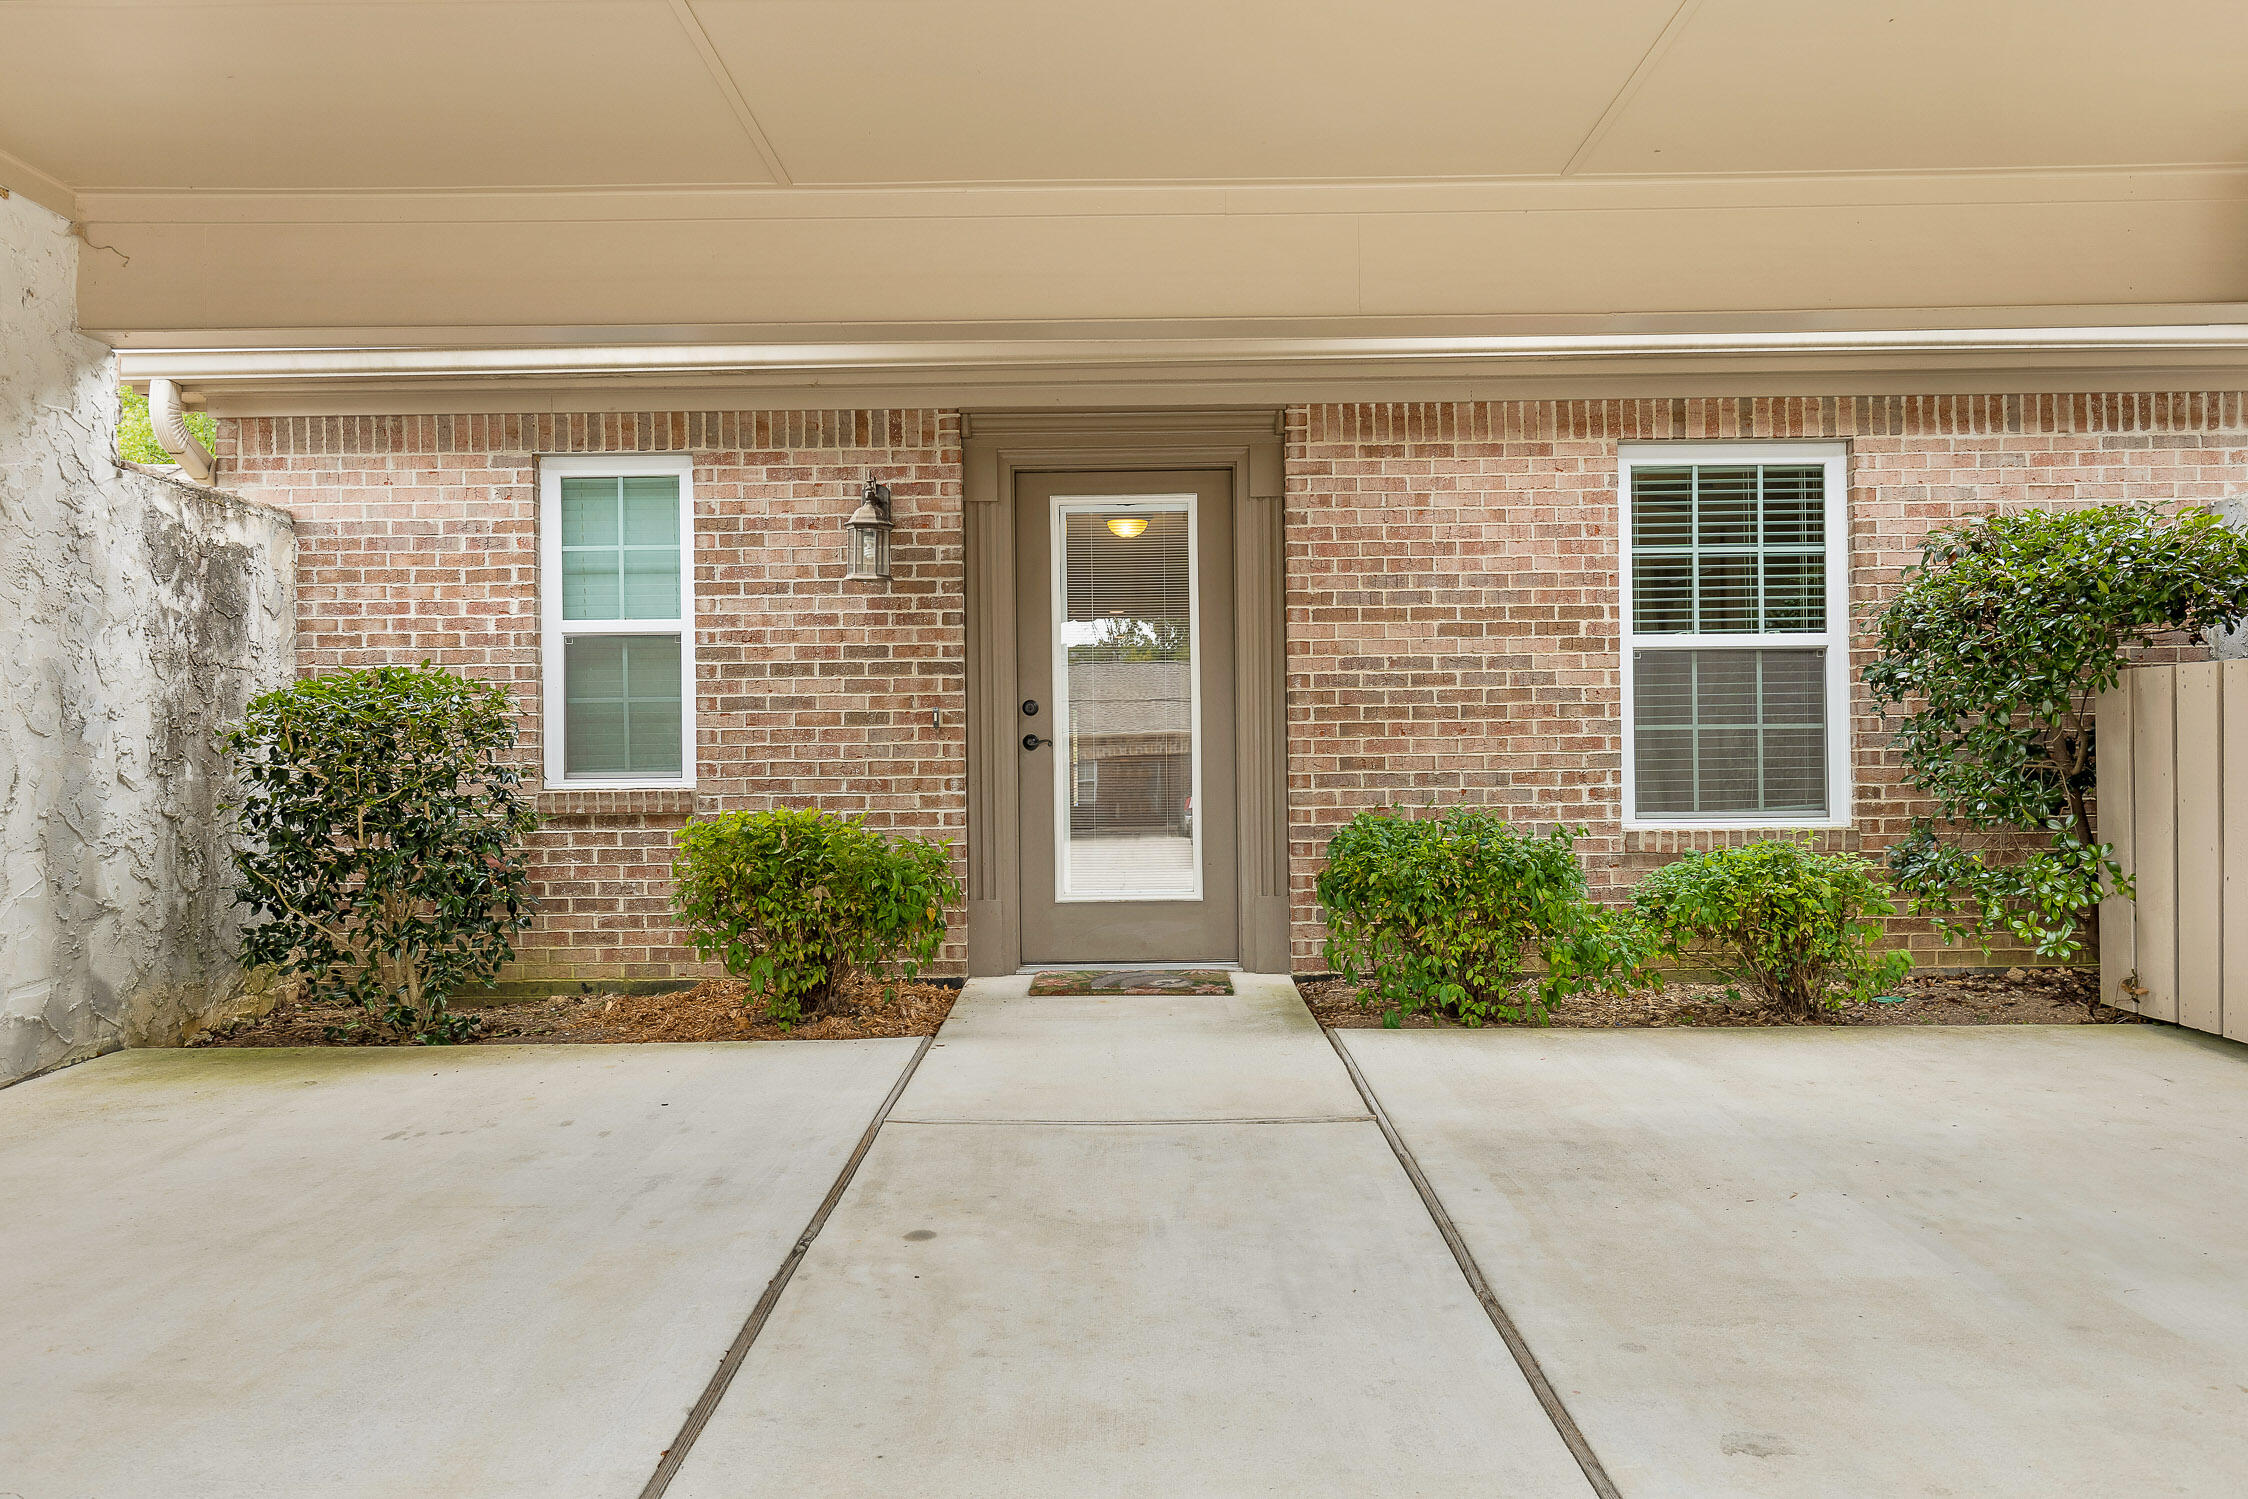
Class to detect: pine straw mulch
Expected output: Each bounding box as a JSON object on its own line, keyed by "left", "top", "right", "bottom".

{"left": 1300, "top": 965, "right": 2143, "bottom": 1030}
{"left": 191, "top": 972, "right": 958, "bottom": 1048}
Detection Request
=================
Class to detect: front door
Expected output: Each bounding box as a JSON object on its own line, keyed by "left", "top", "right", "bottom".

{"left": 1014, "top": 470, "right": 1238, "bottom": 964}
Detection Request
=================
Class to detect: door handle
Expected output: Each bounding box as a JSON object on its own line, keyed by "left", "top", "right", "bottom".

{"left": 1022, "top": 733, "right": 1053, "bottom": 751}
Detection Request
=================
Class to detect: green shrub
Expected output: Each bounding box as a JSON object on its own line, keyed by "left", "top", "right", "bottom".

{"left": 1315, "top": 809, "right": 1652, "bottom": 1026}
{"left": 226, "top": 665, "right": 538, "bottom": 1043}
{"left": 672, "top": 808, "right": 959, "bottom": 1025}
{"left": 1867, "top": 503, "right": 2248, "bottom": 958}
{"left": 1632, "top": 841, "right": 1910, "bottom": 1020}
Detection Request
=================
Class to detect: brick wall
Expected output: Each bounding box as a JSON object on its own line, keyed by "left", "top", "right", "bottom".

{"left": 217, "top": 410, "right": 966, "bottom": 985}
{"left": 219, "top": 392, "right": 2248, "bottom": 982}
{"left": 1283, "top": 394, "right": 2248, "bottom": 970}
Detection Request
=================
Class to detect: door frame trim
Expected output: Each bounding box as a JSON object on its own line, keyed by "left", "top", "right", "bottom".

{"left": 962, "top": 409, "right": 1288, "bottom": 975}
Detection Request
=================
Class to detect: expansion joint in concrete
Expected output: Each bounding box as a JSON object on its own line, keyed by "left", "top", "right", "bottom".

{"left": 635, "top": 1032, "right": 937, "bottom": 1499}
{"left": 1323, "top": 1029, "right": 1624, "bottom": 1499}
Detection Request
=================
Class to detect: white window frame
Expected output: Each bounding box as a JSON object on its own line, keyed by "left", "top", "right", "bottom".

{"left": 1618, "top": 441, "right": 1851, "bottom": 830}
{"left": 539, "top": 453, "right": 696, "bottom": 790}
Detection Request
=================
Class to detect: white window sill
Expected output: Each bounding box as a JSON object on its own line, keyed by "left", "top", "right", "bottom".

{"left": 1622, "top": 817, "right": 1852, "bottom": 833}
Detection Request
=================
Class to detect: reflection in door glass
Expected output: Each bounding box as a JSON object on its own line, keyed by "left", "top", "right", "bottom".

{"left": 1057, "top": 502, "right": 1198, "bottom": 900}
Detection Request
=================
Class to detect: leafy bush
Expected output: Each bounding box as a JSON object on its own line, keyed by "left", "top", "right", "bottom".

{"left": 1867, "top": 503, "right": 2248, "bottom": 958}
{"left": 1632, "top": 841, "right": 1910, "bottom": 1019}
{"left": 672, "top": 808, "right": 959, "bottom": 1025}
{"left": 1315, "top": 809, "right": 1651, "bottom": 1026}
{"left": 227, "top": 665, "right": 538, "bottom": 1042}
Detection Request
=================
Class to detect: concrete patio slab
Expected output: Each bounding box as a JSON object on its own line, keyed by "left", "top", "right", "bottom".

{"left": 665, "top": 1117, "right": 1596, "bottom": 1499}
{"left": 890, "top": 973, "right": 1366, "bottom": 1123}
{"left": 1340, "top": 1025, "right": 2248, "bottom": 1499}
{"left": 0, "top": 1040, "right": 919, "bottom": 1499}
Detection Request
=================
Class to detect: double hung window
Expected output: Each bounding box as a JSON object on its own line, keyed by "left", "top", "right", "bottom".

{"left": 1620, "top": 442, "right": 1849, "bottom": 826}
{"left": 539, "top": 454, "right": 694, "bottom": 788}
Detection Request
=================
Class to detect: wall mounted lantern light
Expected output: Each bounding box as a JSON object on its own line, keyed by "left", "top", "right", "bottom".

{"left": 844, "top": 480, "right": 894, "bottom": 581}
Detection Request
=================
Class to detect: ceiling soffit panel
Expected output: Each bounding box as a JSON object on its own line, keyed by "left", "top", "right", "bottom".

{"left": 690, "top": 0, "right": 1683, "bottom": 183}
{"left": 1580, "top": 0, "right": 2248, "bottom": 175}
{"left": 0, "top": 0, "right": 776, "bottom": 190}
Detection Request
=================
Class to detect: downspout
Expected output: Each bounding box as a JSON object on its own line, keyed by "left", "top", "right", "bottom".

{"left": 146, "top": 377, "right": 214, "bottom": 483}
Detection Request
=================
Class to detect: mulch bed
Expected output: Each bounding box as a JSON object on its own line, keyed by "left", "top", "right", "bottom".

{"left": 1300, "top": 966, "right": 2142, "bottom": 1030}
{"left": 191, "top": 972, "right": 958, "bottom": 1048}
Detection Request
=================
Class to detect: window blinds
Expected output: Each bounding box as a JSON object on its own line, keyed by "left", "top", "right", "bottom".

{"left": 1629, "top": 461, "right": 1833, "bottom": 819}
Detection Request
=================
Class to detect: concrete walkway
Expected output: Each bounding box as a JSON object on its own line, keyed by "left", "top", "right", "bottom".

{"left": 6, "top": 984, "right": 2248, "bottom": 1497}
{"left": 0, "top": 1040, "right": 921, "bottom": 1498}
{"left": 1342, "top": 1024, "right": 2248, "bottom": 1498}
{"left": 663, "top": 973, "right": 1596, "bottom": 1498}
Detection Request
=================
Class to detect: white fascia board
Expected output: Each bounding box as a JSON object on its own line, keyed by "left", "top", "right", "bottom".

{"left": 114, "top": 323, "right": 2248, "bottom": 390}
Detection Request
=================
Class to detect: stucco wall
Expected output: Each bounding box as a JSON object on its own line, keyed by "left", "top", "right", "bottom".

{"left": 0, "top": 190, "right": 297, "bottom": 1084}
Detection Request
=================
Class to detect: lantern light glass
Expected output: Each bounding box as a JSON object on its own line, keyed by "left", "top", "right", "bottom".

{"left": 844, "top": 482, "right": 894, "bottom": 582}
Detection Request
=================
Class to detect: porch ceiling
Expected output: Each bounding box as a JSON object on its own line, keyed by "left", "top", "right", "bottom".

{"left": 7, "top": 0, "right": 2248, "bottom": 404}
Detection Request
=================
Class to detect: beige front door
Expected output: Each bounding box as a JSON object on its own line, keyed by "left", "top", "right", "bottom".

{"left": 1014, "top": 470, "right": 1238, "bottom": 964}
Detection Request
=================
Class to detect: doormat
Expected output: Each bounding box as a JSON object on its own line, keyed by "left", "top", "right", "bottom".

{"left": 1028, "top": 969, "right": 1235, "bottom": 996}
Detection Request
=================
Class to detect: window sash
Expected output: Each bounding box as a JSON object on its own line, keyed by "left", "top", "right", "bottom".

{"left": 539, "top": 455, "right": 695, "bottom": 790}
{"left": 1631, "top": 647, "right": 1829, "bottom": 819}
{"left": 1629, "top": 462, "right": 1829, "bottom": 635}
{"left": 1619, "top": 443, "right": 1849, "bottom": 829}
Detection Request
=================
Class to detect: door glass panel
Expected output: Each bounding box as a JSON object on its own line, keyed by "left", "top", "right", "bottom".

{"left": 1055, "top": 499, "right": 1198, "bottom": 900}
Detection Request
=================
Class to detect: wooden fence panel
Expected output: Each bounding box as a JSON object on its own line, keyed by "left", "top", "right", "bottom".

{"left": 2099, "top": 661, "right": 2248, "bottom": 1041}
{"left": 2224, "top": 661, "right": 2248, "bottom": 1044}
{"left": 2096, "top": 682, "right": 2136, "bottom": 1014}
{"left": 2175, "top": 662, "right": 2224, "bottom": 1034}
{"left": 2129, "top": 667, "right": 2180, "bottom": 1023}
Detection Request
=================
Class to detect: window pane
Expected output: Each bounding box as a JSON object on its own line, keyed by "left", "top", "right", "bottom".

{"left": 1632, "top": 555, "right": 1694, "bottom": 633}
{"left": 622, "top": 546, "right": 680, "bottom": 618}
{"left": 620, "top": 476, "right": 680, "bottom": 543}
{"left": 1763, "top": 728, "right": 1827, "bottom": 811}
{"left": 1762, "top": 553, "right": 1824, "bottom": 632}
{"left": 627, "top": 698, "right": 684, "bottom": 776}
{"left": 563, "top": 548, "right": 622, "bottom": 620}
{"left": 1696, "top": 555, "right": 1758, "bottom": 633}
{"left": 564, "top": 634, "right": 683, "bottom": 779}
{"left": 559, "top": 478, "right": 619, "bottom": 546}
{"left": 1759, "top": 648, "right": 1826, "bottom": 723}
{"left": 1631, "top": 648, "right": 1827, "bottom": 818}
{"left": 1632, "top": 646, "right": 1694, "bottom": 725}
{"left": 1631, "top": 468, "right": 1693, "bottom": 548}
{"left": 1634, "top": 728, "right": 1695, "bottom": 814}
{"left": 1761, "top": 466, "right": 1823, "bottom": 546}
{"left": 1696, "top": 727, "right": 1760, "bottom": 811}
{"left": 1695, "top": 467, "right": 1757, "bottom": 546}
{"left": 1694, "top": 650, "right": 1759, "bottom": 723}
